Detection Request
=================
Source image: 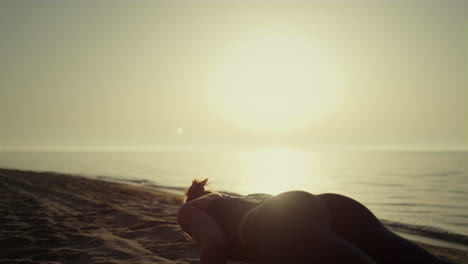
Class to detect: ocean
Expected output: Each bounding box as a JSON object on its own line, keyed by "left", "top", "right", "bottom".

{"left": 1, "top": 150, "right": 467, "bottom": 249}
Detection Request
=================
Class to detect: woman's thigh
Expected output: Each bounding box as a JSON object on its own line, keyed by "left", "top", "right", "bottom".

{"left": 318, "top": 193, "right": 453, "bottom": 264}
{"left": 259, "top": 228, "right": 376, "bottom": 264}
{"left": 317, "top": 193, "right": 384, "bottom": 237}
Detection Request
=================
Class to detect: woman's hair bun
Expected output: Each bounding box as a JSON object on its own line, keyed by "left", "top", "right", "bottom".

{"left": 184, "top": 178, "right": 211, "bottom": 203}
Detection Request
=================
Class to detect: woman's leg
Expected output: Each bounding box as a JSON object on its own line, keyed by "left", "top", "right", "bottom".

{"left": 245, "top": 191, "right": 376, "bottom": 264}
{"left": 318, "top": 193, "right": 455, "bottom": 264}
{"left": 259, "top": 226, "right": 377, "bottom": 264}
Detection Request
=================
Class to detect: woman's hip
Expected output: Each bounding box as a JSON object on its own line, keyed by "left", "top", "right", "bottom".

{"left": 243, "top": 191, "right": 331, "bottom": 248}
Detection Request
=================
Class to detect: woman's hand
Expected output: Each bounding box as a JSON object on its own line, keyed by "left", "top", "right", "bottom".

{"left": 178, "top": 202, "right": 228, "bottom": 264}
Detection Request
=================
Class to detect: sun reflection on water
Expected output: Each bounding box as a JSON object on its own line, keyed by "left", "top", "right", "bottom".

{"left": 236, "top": 148, "right": 319, "bottom": 195}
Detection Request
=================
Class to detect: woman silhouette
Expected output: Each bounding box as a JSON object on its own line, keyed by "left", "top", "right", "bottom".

{"left": 177, "top": 179, "right": 454, "bottom": 264}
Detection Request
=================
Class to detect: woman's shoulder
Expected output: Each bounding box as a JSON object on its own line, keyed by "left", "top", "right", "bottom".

{"left": 188, "top": 192, "right": 223, "bottom": 210}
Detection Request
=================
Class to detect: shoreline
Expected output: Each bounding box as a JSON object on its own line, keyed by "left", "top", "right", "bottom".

{"left": 68, "top": 169, "right": 468, "bottom": 250}
{"left": 1, "top": 168, "right": 467, "bottom": 263}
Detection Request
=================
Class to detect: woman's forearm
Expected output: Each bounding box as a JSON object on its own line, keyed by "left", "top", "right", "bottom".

{"left": 200, "top": 251, "right": 226, "bottom": 264}
{"left": 200, "top": 240, "right": 227, "bottom": 264}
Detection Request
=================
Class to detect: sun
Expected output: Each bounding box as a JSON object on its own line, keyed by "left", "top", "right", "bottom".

{"left": 207, "top": 30, "right": 341, "bottom": 133}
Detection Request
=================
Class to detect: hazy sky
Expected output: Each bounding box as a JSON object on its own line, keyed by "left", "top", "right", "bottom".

{"left": 1, "top": 0, "right": 466, "bottom": 151}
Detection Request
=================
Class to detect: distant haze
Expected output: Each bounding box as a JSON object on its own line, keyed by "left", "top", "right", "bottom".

{"left": 0, "top": 0, "right": 466, "bottom": 151}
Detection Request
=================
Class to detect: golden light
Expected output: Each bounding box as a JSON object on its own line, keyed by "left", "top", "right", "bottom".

{"left": 176, "top": 127, "right": 184, "bottom": 136}
{"left": 237, "top": 148, "right": 319, "bottom": 195}
{"left": 207, "top": 30, "right": 341, "bottom": 133}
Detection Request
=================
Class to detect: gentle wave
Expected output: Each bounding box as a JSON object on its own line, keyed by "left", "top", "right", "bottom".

{"left": 382, "top": 220, "right": 468, "bottom": 249}
{"left": 369, "top": 202, "right": 468, "bottom": 210}
{"left": 381, "top": 170, "right": 462, "bottom": 177}
{"left": 95, "top": 174, "right": 187, "bottom": 193}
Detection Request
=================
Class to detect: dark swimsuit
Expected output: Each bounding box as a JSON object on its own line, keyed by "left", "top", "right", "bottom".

{"left": 205, "top": 195, "right": 261, "bottom": 262}
{"left": 205, "top": 191, "right": 333, "bottom": 263}
{"left": 204, "top": 192, "right": 332, "bottom": 263}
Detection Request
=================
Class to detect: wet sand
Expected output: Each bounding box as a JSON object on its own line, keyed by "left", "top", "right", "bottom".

{"left": 0, "top": 168, "right": 466, "bottom": 264}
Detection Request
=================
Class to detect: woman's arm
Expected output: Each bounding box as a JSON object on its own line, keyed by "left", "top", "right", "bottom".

{"left": 177, "top": 202, "right": 228, "bottom": 264}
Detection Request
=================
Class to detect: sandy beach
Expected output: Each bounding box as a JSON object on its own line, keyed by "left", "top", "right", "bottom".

{"left": 0, "top": 168, "right": 467, "bottom": 264}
